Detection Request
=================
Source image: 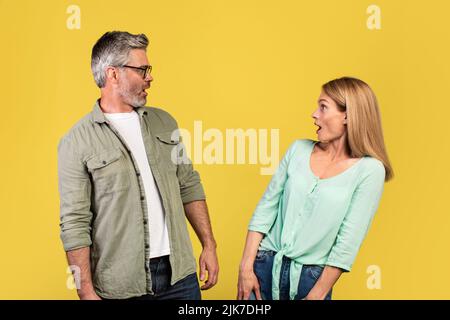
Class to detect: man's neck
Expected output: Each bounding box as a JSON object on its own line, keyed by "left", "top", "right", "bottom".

{"left": 99, "top": 95, "right": 134, "bottom": 114}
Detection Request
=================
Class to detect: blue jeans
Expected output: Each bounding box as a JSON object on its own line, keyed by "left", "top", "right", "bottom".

{"left": 249, "top": 250, "right": 332, "bottom": 300}
{"left": 128, "top": 255, "right": 201, "bottom": 300}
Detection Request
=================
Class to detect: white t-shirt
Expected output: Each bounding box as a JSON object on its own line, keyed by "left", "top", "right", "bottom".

{"left": 104, "top": 110, "right": 170, "bottom": 258}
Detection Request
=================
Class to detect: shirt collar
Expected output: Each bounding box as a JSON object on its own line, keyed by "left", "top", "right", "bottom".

{"left": 92, "top": 99, "right": 147, "bottom": 123}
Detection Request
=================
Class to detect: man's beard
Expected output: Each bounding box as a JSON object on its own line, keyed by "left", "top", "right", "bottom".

{"left": 118, "top": 80, "right": 147, "bottom": 108}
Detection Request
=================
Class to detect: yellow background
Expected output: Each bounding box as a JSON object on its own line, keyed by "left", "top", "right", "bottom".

{"left": 1, "top": 0, "right": 449, "bottom": 299}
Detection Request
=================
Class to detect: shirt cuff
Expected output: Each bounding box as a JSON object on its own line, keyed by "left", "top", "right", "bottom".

{"left": 180, "top": 184, "right": 206, "bottom": 204}
{"left": 325, "top": 260, "right": 351, "bottom": 272}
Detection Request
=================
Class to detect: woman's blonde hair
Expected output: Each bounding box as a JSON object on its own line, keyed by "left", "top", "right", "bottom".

{"left": 322, "top": 77, "right": 394, "bottom": 181}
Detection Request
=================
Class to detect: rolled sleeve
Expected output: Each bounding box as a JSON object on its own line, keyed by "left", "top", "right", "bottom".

{"left": 326, "top": 160, "right": 386, "bottom": 272}
{"left": 177, "top": 164, "right": 206, "bottom": 204}
{"left": 57, "top": 136, "right": 93, "bottom": 251}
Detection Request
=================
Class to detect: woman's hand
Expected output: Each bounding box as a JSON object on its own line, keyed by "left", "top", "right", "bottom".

{"left": 303, "top": 293, "right": 323, "bottom": 300}
{"left": 303, "top": 265, "right": 343, "bottom": 300}
{"left": 237, "top": 269, "right": 262, "bottom": 300}
{"left": 237, "top": 231, "right": 265, "bottom": 300}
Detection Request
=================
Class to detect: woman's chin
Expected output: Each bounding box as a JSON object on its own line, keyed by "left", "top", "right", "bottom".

{"left": 316, "top": 132, "right": 323, "bottom": 140}
{"left": 316, "top": 134, "right": 329, "bottom": 143}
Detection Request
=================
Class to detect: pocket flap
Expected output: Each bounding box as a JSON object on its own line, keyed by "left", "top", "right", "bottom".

{"left": 86, "top": 148, "right": 121, "bottom": 170}
{"left": 156, "top": 131, "right": 180, "bottom": 145}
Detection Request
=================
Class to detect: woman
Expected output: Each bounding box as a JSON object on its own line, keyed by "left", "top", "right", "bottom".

{"left": 237, "top": 77, "right": 393, "bottom": 300}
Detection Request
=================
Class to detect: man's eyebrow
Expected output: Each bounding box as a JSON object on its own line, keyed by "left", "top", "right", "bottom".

{"left": 318, "top": 98, "right": 328, "bottom": 103}
{"left": 138, "top": 64, "right": 150, "bottom": 68}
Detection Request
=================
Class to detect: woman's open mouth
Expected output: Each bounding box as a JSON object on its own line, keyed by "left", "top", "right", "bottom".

{"left": 315, "top": 123, "right": 322, "bottom": 133}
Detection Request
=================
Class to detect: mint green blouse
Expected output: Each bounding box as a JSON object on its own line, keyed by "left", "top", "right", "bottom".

{"left": 248, "top": 139, "right": 386, "bottom": 300}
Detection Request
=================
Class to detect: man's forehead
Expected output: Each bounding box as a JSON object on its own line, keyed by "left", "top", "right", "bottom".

{"left": 128, "top": 49, "right": 149, "bottom": 65}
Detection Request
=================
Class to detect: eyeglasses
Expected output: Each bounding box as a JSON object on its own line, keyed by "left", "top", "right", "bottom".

{"left": 121, "top": 65, "right": 152, "bottom": 79}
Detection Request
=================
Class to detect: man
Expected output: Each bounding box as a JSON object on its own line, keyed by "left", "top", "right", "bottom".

{"left": 57, "top": 31, "right": 218, "bottom": 300}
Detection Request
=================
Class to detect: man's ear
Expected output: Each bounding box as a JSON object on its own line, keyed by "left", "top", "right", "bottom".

{"left": 105, "top": 66, "right": 119, "bottom": 85}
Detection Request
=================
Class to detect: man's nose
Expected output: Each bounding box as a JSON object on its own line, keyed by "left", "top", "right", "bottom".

{"left": 145, "top": 73, "right": 153, "bottom": 82}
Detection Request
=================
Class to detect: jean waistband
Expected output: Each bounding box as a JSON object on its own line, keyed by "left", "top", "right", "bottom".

{"left": 150, "top": 255, "right": 170, "bottom": 263}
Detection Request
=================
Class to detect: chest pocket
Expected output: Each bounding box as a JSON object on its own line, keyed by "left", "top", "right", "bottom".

{"left": 155, "top": 131, "right": 181, "bottom": 171}
{"left": 86, "top": 148, "right": 130, "bottom": 193}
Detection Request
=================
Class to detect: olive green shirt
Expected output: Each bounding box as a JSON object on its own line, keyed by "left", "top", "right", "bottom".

{"left": 57, "top": 100, "right": 206, "bottom": 299}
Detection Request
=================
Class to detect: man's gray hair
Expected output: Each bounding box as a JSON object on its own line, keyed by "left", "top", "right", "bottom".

{"left": 91, "top": 31, "right": 149, "bottom": 88}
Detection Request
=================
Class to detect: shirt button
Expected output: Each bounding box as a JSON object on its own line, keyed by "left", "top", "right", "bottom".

{"left": 145, "top": 244, "right": 149, "bottom": 249}
{"left": 102, "top": 161, "right": 106, "bottom": 165}
{"left": 143, "top": 220, "right": 147, "bottom": 225}
{"left": 136, "top": 172, "right": 141, "bottom": 176}
{"left": 141, "top": 196, "right": 145, "bottom": 200}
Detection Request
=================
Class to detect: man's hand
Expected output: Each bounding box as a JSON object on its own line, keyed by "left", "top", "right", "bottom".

{"left": 66, "top": 247, "right": 101, "bottom": 301}
{"left": 79, "top": 291, "right": 102, "bottom": 300}
{"left": 183, "top": 200, "right": 219, "bottom": 290}
{"left": 199, "top": 245, "right": 219, "bottom": 290}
